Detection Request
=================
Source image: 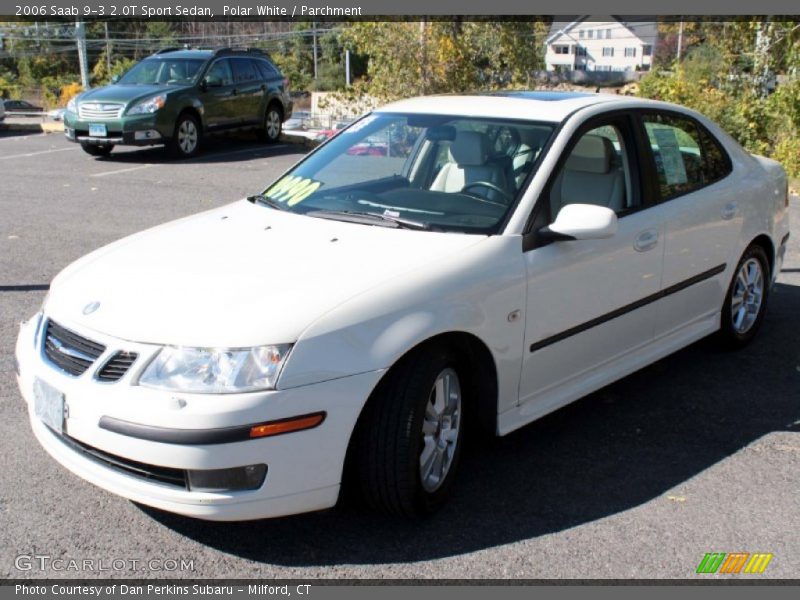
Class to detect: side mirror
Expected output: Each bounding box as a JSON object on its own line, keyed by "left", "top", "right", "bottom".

{"left": 110, "top": 74, "right": 120, "bottom": 84}
{"left": 540, "top": 204, "right": 618, "bottom": 242}
{"left": 202, "top": 76, "right": 222, "bottom": 90}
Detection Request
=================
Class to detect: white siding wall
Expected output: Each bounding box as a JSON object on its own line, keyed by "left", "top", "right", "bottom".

{"left": 545, "top": 18, "right": 657, "bottom": 72}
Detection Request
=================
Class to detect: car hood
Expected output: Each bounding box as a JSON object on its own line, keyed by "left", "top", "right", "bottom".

{"left": 78, "top": 84, "right": 187, "bottom": 107}
{"left": 46, "top": 200, "right": 487, "bottom": 347}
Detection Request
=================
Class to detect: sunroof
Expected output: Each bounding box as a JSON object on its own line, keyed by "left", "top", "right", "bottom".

{"left": 480, "top": 91, "right": 597, "bottom": 101}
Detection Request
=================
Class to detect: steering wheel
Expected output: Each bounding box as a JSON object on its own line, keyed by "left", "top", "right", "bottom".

{"left": 461, "top": 181, "right": 512, "bottom": 205}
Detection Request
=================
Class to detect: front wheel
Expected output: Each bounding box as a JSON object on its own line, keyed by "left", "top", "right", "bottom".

{"left": 168, "top": 113, "right": 201, "bottom": 158}
{"left": 718, "top": 244, "right": 770, "bottom": 348}
{"left": 257, "top": 105, "right": 282, "bottom": 143}
{"left": 80, "top": 143, "right": 113, "bottom": 157}
{"left": 353, "top": 345, "right": 465, "bottom": 517}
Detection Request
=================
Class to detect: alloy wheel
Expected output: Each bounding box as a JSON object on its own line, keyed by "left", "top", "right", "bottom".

{"left": 419, "top": 367, "right": 462, "bottom": 493}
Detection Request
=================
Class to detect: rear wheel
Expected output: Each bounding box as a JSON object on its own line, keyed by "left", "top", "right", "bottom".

{"left": 168, "top": 113, "right": 201, "bottom": 158}
{"left": 718, "top": 244, "right": 770, "bottom": 348}
{"left": 80, "top": 143, "right": 113, "bottom": 157}
{"left": 257, "top": 104, "right": 282, "bottom": 143}
{"left": 353, "top": 345, "right": 465, "bottom": 517}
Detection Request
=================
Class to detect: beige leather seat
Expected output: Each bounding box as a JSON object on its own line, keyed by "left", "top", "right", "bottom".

{"left": 431, "top": 131, "right": 509, "bottom": 203}
{"left": 551, "top": 134, "right": 625, "bottom": 217}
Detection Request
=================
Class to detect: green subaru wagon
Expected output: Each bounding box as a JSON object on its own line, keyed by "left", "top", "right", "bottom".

{"left": 64, "top": 47, "right": 293, "bottom": 158}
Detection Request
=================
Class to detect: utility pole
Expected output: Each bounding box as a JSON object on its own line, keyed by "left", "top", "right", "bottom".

{"left": 75, "top": 19, "right": 90, "bottom": 89}
{"left": 676, "top": 20, "right": 684, "bottom": 61}
{"left": 312, "top": 21, "right": 318, "bottom": 80}
{"left": 104, "top": 21, "right": 111, "bottom": 75}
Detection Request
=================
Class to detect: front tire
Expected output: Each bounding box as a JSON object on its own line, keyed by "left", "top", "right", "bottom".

{"left": 80, "top": 143, "right": 113, "bottom": 157}
{"left": 718, "top": 244, "right": 770, "bottom": 348}
{"left": 168, "top": 113, "right": 201, "bottom": 158}
{"left": 353, "top": 345, "right": 465, "bottom": 517}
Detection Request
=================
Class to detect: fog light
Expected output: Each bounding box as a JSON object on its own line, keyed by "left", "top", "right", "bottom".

{"left": 186, "top": 464, "right": 267, "bottom": 492}
{"left": 134, "top": 129, "right": 161, "bottom": 141}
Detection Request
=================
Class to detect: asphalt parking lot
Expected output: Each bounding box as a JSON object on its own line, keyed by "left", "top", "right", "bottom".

{"left": 1, "top": 129, "right": 798, "bottom": 580}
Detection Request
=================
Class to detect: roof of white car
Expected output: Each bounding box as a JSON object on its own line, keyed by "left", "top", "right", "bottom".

{"left": 377, "top": 91, "right": 655, "bottom": 123}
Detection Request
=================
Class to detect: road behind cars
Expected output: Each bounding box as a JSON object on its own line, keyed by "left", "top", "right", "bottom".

{"left": 1, "top": 131, "right": 799, "bottom": 579}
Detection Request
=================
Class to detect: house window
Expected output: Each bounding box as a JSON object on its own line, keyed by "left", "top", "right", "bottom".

{"left": 579, "top": 30, "right": 584, "bottom": 39}
{"left": 606, "top": 28, "right": 612, "bottom": 38}
{"left": 576, "top": 46, "right": 587, "bottom": 56}
{"left": 602, "top": 47, "right": 614, "bottom": 57}
{"left": 554, "top": 45, "right": 570, "bottom": 55}
{"left": 643, "top": 44, "right": 653, "bottom": 57}
{"left": 624, "top": 47, "right": 637, "bottom": 57}
{"left": 587, "top": 30, "right": 594, "bottom": 39}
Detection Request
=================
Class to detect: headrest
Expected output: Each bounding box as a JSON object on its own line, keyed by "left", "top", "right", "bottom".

{"left": 565, "top": 134, "right": 612, "bottom": 174}
{"left": 451, "top": 131, "right": 490, "bottom": 166}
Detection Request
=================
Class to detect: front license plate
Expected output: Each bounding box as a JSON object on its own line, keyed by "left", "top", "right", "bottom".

{"left": 89, "top": 124, "right": 107, "bottom": 137}
{"left": 33, "top": 378, "right": 65, "bottom": 434}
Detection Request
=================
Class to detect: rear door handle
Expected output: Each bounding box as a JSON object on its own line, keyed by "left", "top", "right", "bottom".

{"left": 722, "top": 202, "right": 737, "bottom": 220}
{"left": 634, "top": 229, "right": 659, "bottom": 252}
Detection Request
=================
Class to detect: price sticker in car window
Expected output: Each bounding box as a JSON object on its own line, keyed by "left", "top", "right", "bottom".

{"left": 263, "top": 176, "right": 322, "bottom": 206}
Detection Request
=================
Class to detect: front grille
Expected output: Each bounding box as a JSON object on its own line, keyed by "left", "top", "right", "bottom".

{"left": 97, "top": 351, "right": 138, "bottom": 382}
{"left": 56, "top": 431, "right": 187, "bottom": 489}
{"left": 43, "top": 320, "right": 106, "bottom": 376}
{"left": 78, "top": 102, "right": 123, "bottom": 120}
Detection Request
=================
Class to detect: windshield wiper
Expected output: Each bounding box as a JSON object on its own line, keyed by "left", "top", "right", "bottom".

{"left": 247, "top": 194, "right": 288, "bottom": 211}
{"left": 307, "top": 210, "right": 431, "bottom": 231}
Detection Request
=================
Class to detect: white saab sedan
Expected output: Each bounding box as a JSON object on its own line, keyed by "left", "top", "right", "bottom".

{"left": 16, "top": 92, "right": 790, "bottom": 520}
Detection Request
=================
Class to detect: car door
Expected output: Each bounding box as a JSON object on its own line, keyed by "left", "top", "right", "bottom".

{"left": 201, "top": 59, "right": 237, "bottom": 130}
{"left": 637, "top": 111, "right": 739, "bottom": 337}
{"left": 518, "top": 114, "right": 664, "bottom": 415}
{"left": 229, "top": 58, "right": 263, "bottom": 126}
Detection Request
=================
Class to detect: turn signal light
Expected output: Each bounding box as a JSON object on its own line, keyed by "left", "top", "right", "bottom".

{"left": 249, "top": 412, "right": 325, "bottom": 439}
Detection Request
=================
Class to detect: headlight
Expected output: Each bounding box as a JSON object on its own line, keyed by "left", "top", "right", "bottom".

{"left": 138, "top": 344, "right": 292, "bottom": 393}
{"left": 66, "top": 97, "right": 77, "bottom": 113}
{"left": 126, "top": 94, "right": 166, "bottom": 115}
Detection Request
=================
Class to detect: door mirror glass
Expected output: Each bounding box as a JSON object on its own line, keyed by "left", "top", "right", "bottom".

{"left": 203, "top": 76, "right": 222, "bottom": 88}
{"left": 544, "top": 203, "right": 618, "bottom": 241}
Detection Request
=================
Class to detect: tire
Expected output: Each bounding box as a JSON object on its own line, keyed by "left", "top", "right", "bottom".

{"left": 718, "top": 243, "right": 771, "bottom": 349}
{"left": 168, "top": 113, "right": 201, "bottom": 158}
{"left": 257, "top": 104, "right": 282, "bottom": 143}
{"left": 353, "top": 345, "right": 465, "bottom": 517}
{"left": 80, "top": 143, "right": 113, "bottom": 157}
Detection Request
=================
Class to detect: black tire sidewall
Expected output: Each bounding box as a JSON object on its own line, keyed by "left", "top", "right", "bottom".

{"left": 720, "top": 244, "right": 770, "bottom": 347}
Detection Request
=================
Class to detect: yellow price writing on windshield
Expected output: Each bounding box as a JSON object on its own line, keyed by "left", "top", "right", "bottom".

{"left": 264, "top": 176, "right": 321, "bottom": 206}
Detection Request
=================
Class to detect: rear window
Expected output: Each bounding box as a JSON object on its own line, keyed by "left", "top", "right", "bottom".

{"left": 231, "top": 58, "right": 258, "bottom": 83}
{"left": 255, "top": 60, "right": 279, "bottom": 80}
{"left": 642, "top": 112, "right": 732, "bottom": 200}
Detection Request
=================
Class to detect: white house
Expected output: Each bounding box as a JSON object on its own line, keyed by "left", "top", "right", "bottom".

{"left": 545, "top": 17, "right": 658, "bottom": 73}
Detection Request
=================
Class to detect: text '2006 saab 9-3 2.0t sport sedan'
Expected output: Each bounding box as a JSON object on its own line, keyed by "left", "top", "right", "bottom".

{"left": 16, "top": 92, "right": 790, "bottom": 520}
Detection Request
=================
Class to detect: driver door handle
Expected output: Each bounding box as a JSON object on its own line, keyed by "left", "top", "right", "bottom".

{"left": 634, "top": 229, "right": 659, "bottom": 252}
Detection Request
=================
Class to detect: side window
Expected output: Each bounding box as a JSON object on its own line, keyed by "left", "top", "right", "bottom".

{"left": 231, "top": 58, "right": 258, "bottom": 83}
{"left": 205, "top": 59, "right": 233, "bottom": 86}
{"left": 642, "top": 112, "right": 731, "bottom": 200}
{"left": 255, "top": 60, "right": 278, "bottom": 80}
{"left": 548, "top": 123, "right": 634, "bottom": 220}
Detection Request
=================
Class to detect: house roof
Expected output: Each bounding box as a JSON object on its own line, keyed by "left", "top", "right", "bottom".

{"left": 546, "top": 17, "right": 658, "bottom": 45}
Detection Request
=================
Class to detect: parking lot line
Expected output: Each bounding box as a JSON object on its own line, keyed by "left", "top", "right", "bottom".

{"left": 0, "top": 146, "right": 78, "bottom": 160}
{"left": 91, "top": 164, "right": 155, "bottom": 178}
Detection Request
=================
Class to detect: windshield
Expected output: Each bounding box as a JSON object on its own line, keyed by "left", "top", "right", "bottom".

{"left": 117, "top": 58, "right": 205, "bottom": 85}
{"left": 258, "top": 113, "right": 555, "bottom": 233}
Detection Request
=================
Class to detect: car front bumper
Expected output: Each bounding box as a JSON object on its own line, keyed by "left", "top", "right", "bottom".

{"left": 63, "top": 112, "right": 172, "bottom": 147}
{"left": 16, "top": 313, "right": 385, "bottom": 521}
